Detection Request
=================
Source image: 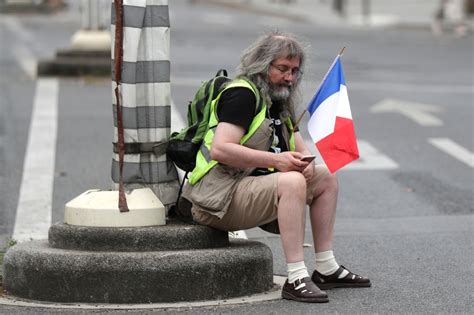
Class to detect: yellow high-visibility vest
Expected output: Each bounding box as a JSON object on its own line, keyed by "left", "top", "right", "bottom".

{"left": 188, "top": 78, "right": 295, "bottom": 185}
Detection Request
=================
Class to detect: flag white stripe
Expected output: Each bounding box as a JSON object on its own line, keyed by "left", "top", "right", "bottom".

{"left": 308, "top": 85, "right": 351, "bottom": 143}
{"left": 334, "top": 85, "right": 351, "bottom": 119}
{"left": 307, "top": 92, "right": 338, "bottom": 143}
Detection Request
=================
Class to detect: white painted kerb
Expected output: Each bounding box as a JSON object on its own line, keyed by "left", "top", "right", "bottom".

{"left": 64, "top": 188, "right": 165, "bottom": 227}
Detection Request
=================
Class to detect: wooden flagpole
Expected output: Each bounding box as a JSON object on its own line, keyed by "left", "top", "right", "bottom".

{"left": 293, "top": 47, "right": 346, "bottom": 131}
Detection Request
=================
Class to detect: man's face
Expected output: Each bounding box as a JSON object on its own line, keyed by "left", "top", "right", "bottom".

{"left": 268, "top": 56, "right": 301, "bottom": 101}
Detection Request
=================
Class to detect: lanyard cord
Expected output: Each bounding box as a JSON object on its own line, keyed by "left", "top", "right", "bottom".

{"left": 113, "top": 0, "right": 129, "bottom": 212}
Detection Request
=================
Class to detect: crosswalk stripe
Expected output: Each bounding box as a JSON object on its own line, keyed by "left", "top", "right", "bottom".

{"left": 429, "top": 138, "right": 474, "bottom": 168}
{"left": 12, "top": 78, "right": 59, "bottom": 242}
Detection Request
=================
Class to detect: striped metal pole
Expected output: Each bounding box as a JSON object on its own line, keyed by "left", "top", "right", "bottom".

{"left": 111, "top": 0, "right": 179, "bottom": 208}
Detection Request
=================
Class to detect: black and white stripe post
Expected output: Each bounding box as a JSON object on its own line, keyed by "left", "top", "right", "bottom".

{"left": 111, "top": 0, "right": 179, "bottom": 212}
{"left": 60, "top": 0, "right": 179, "bottom": 226}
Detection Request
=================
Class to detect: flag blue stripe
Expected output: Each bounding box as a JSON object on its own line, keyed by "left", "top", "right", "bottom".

{"left": 307, "top": 57, "right": 346, "bottom": 115}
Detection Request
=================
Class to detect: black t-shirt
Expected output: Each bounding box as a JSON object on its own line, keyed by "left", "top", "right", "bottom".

{"left": 216, "top": 87, "right": 256, "bottom": 131}
{"left": 216, "top": 87, "right": 291, "bottom": 153}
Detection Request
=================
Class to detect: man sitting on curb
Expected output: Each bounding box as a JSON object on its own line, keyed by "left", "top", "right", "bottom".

{"left": 182, "top": 31, "right": 371, "bottom": 303}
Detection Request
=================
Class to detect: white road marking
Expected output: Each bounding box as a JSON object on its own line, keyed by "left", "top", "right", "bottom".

{"left": 371, "top": 98, "right": 443, "bottom": 126}
{"left": 170, "top": 99, "right": 187, "bottom": 182}
{"left": 171, "top": 99, "right": 186, "bottom": 132}
{"left": 13, "top": 78, "right": 59, "bottom": 242}
{"left": 229, "top": 230, "right": 248, "bottom": 239}
{"left": 344, "top": 140, "right": 399, "bottom": 170}
{"left": 1, "top": 16, "right": 37, "bottom": 78}
{"left": 429, "top": 138, "right": 474, "bottom": 168}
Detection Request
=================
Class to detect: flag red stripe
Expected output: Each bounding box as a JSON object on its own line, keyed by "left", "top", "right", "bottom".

{"left": 315, "top": 117, "right": 359, "bottom": 173}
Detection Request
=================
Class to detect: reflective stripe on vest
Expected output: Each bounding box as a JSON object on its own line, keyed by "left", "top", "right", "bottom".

{"left": 286, "top": 119, "right": 296, "bottom": 151}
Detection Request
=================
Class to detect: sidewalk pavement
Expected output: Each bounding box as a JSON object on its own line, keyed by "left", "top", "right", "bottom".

{"left": 201, "top": 0, "right": 472, "bottom": 30}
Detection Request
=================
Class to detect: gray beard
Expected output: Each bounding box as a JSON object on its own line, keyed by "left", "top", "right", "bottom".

{"left": 269, "top": 84, "right": 292, "bottom": 101}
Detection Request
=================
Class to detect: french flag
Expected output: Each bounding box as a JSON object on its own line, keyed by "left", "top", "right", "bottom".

{"left": 307, "top": 55, "right": 359, "bottom": 173}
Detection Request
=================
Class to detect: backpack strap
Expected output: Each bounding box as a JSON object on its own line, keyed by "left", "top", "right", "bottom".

{"left": 113, "top": 141, "right": 168, "bottom": 155}
{"left": 215, "top": 69, "right": 228, "bottom": 77}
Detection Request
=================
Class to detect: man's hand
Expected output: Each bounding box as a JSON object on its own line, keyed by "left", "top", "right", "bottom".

{"left": 274, "top": 151, "right": 309, "bottom": 172}
{"left": 302, "top": 160, "right": 315, "bottom": 181}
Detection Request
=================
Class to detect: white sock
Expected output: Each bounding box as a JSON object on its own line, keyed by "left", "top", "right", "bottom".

{"left": 315, "top": 250, "right": 349, "bottom": 278}
{"left": 287, "top": 261, "right": 309, "bottom": 284}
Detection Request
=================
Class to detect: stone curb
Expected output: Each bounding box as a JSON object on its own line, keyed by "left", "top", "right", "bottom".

{"left": 48, "top": 221, "right": 229, "bottom": 251}
{"left": 0, "top": 276, "right": 285, "bottom": 310}
{"left": 3, "top": 239, "right": 274, "bottom": 303}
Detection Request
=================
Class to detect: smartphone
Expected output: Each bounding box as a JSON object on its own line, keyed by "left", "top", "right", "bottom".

{"left": 300, "top": 155, "right": 316, "bottom": 163}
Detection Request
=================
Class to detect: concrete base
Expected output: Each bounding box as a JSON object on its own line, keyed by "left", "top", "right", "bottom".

{"left": 71, "top": 30, "right": 111, "bottom": 51}
{"left": 0, "top": 277, "right": 284, "bottom": 310}
{"left": 2, "top": 239, "right": 274, "bottom": 303}
{"left": 64, "top": 188, "right": 166, "bottom": 227}
{"left": 49, "top": 221, "right": 229, "bottom": 251}
{"left": 37, "top": 45, "right": 110, "bottom": 77}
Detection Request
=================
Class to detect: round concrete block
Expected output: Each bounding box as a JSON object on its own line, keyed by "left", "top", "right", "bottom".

{"left": 64, "top": 188, "right": 165, "bottom": 227}
{"left": 48, "top": 221, "right": 229, "bottom": 251}
{"left": 2, "top": 240, "right": 273, "bottom": 303}
{"left": 70, "top": 30, "right": 111, "bottom": 51}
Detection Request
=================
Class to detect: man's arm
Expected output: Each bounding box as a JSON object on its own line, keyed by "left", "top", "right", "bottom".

{"left": 210, "top": 122, "right": 309, "bottom": 172}
{"left": 294, "top": 131, "right": 316, "bottom": 180}
{"left": 294, "top": 132, "right": 312, "bottom": 155}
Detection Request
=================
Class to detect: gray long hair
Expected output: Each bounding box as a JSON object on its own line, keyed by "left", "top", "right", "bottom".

{"left": 236, "top": 31, "right": 306, "bottom": 121}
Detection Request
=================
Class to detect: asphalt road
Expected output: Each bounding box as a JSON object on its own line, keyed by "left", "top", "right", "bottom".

{"left": 0, "top": 0, "right": 473, "bottom": 313}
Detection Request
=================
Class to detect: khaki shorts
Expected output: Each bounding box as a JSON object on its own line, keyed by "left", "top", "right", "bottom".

{"left": 192, "top": 165, "right": 331, "bottom": 231}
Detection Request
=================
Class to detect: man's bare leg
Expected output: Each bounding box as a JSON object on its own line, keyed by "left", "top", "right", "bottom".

{"left": 309, "top": 171, "right": 338, "bottom": 253}
{"left": 277, "top": 171, "right": 307, "bottom": 263}
{"left": 278, "top": 171, "right": 328, "bottom": 302}
{"left": 308, "top": 169, "right": 371, "bottom": 288}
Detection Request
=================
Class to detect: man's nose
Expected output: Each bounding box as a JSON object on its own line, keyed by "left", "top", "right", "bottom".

{"left": 283, "top": 71, "right": 297, "bottom": 81}
{"left": 283, "top": 76, "right": 294, "bottom": 84}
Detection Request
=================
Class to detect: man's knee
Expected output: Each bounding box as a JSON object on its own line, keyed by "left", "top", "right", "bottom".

{"left": 278, "top": 171, "right": 307, "bottom": 197}
{"left": 323, "top": 172, "right": 338, "bottom": 193}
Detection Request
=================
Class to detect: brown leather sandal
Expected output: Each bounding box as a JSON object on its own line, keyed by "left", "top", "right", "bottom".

{"left": 281, "top": 277, "right": 329, "bottom": 303}
{"left": 311, "top": 265, "right": 371, "bottom": 290}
